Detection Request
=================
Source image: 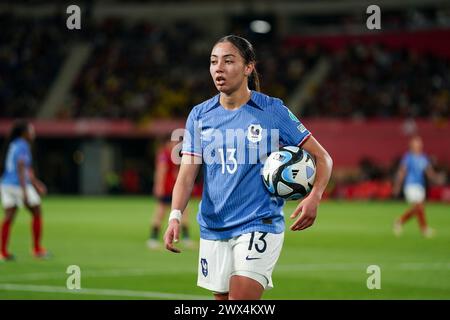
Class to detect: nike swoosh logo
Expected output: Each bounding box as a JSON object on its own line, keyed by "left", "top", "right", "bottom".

{"left": 246, "top": 255, "right": 261, "bottom": 261}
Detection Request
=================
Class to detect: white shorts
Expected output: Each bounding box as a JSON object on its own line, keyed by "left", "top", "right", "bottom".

{"left": 197, "top": 231, "right": 284, "bottom": 293}
{"left": 0, "top": 184, "right": 41, "bottom": 209}
{"left": 404, "top": 184, "right": 426, "bottom": 204}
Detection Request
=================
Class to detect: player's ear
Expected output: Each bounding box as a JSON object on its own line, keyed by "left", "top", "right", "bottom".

{"left": 244, "top": 63, "right": 254, "bottom": 76}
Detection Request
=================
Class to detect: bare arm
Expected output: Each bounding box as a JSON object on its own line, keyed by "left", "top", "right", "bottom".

{"left": 425, "top": 164, "right": 445, "bottom": 185}
{"left": 290, "top": 136, "right": 333, "bottom": 231}
{"left": 393, "top": 165, "right": 406, "bottom": 197}
{"left": 28, "top": 167, "right": 47, "bottom": 195}
{"left": 164, "top": 154, "right": 201, "bottom": 253}
{"left": 172, "top": 155, "right": 201, "bottom": 212}
{"left": 18, "top": 159, "right": 29, "bottom": 206}
{"left": 303, "top": 136, "right": 333, "bottom": 201}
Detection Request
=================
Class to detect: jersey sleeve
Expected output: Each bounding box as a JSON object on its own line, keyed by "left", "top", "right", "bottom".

{"left": 273, "top": 102, "right": 311, "bottom": 147}
{"left": 181, "top": 108, "right": 202, "bottom": 158}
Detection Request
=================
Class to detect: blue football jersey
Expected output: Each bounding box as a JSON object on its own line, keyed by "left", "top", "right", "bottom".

{"left": 182, "top": 91, "right": 311, "bottom": 240}
{"left": 401, "top": 152, "right": 430, "bottom": 187}
{"left": 1, "top": 138, "right": 32, "bottom": 186}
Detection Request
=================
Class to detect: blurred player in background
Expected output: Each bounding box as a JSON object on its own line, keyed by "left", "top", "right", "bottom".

{"left": 147, "top": 137, "right": 192, "bottom": 249}
{"left": 0, "top": 120, "right": 49, "bottom": 261}
{"left": 163, "top": 35, "right": 333, "bottom": 300}
{"left": 393, "top": 135, "right": 441, "bottom": 238}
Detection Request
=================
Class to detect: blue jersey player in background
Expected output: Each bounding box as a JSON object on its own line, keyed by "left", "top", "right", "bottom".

{"left": 163, "top": 35, "right": 333, "bottom": 300}
{"left": 393, "top": 135, "right": 442, "bottom": 238}
{"left": 0, "top": 120, "right": 49, "bottom": 261}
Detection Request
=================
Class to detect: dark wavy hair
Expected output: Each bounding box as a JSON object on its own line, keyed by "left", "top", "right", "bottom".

{"left": 8, "top": 120, "right": 30, "bottom": 142}
{"left": 215, "top": 35, "right": 261, "bottom": 92}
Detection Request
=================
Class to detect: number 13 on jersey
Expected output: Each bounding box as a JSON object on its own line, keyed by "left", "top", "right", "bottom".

{"left": 218, "top": 148, "right": 237, "bottom": 174}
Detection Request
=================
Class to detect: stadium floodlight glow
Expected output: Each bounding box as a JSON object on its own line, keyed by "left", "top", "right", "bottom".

{"left": 250, "top": 20, "right": 271, "bottom": 34}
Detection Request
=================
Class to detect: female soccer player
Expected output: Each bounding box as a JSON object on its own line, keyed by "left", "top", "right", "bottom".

{"left": 393, "top": 135, "right": 440, "bottom": 238}
{"left": 163, "top": 35, "right": 333, "bottom": 300}
{"left": 0, "top": 120, "right": 48, "bottom": 261}
{"left": 147, "top": 137, "right": 192, "bottom": 249}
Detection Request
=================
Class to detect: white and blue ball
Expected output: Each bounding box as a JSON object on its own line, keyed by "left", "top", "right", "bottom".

{"left": 262, "top": 146, "right": 316, "bottom": 200}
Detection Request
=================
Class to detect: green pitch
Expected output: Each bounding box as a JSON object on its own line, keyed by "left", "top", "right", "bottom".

{"left": 0, "top": 196, "right": 449, "bottom": 300}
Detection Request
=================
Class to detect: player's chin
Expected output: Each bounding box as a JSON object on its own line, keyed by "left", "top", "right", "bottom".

{"left": 215, "top": 84, "right": 233, "bottom": 95}
{"left": 215, "top": 85, "right": 225, "bottom": 92}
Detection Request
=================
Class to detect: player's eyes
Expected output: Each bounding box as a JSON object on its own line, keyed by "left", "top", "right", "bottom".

{"left": 210, "top": 60, "right": 233, "bottom": 65}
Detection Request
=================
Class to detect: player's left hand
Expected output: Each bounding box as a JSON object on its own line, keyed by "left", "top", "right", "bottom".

{"left": 289, "top": 193, "right": 320, "bottom": 231}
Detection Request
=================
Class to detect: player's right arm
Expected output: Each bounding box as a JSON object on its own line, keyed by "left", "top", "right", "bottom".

{"left": 393, "top": 164, "right": 406, "bottom": 197}
{"left": 163, "top": 154, "right": 201, "bottom": 253}
{"left": 17, "top": 159, "right": 30, "bottom": 207}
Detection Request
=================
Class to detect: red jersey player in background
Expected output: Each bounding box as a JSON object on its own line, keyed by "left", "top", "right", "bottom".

{"left": 147, "top": 137, "right": 193, "bottom": 249}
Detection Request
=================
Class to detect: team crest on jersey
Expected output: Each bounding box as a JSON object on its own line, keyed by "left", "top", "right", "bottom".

{"left": 247, "top": 124, "right": 263, "bottom": 143}
{"left": 201, "top": 258, "right": 208, "bottom": 277}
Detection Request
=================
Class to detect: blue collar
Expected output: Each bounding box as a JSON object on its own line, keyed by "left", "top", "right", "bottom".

{"left": 205, "top": 91, "right": 264, "bottom": 113}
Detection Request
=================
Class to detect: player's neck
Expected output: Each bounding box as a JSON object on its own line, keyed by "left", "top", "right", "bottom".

{"left": 220, "top": 87, "right": 251, "bottom": 110}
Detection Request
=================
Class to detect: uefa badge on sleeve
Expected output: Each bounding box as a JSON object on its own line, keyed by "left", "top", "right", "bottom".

{"left": 297, "top": 123, "right": 307, "bottom": 133}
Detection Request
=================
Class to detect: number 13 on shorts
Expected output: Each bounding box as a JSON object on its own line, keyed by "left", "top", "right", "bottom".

{"left": 197, "top": 231, "right": 284, "bottom": 292}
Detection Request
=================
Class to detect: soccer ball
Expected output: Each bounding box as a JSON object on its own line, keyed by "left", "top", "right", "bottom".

{"left": 262, "top": 146, "right": 316, "bottom": 200}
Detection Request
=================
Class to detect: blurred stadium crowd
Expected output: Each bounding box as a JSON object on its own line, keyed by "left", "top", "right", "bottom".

{"left": 0, "top": 18, "right": 320, "bottom": 120}
{"left": 0, "top": 15, "right": 68, "bottom": 118}
{"left": 0, "top": 2, "right": 449, "bottom": 198}
{"left": 1, "top": 11, "right": 449, "bottom": 120}
{"left": 303, "top": 44, "right": 450, "bottom": 119}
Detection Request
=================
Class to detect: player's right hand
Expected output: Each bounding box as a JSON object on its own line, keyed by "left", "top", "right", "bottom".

{"left": 163, "top": 220, "right": 181, "bottom": 253}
